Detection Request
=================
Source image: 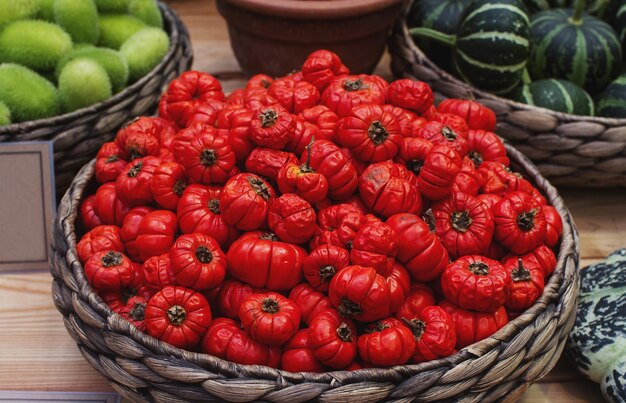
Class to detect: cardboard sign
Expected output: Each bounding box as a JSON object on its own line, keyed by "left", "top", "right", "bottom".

{"left": 0, "top": 391, "right": 120, "bottom": 403}
{"left": 0, "top": 142, "right": 55, "bottom": 272}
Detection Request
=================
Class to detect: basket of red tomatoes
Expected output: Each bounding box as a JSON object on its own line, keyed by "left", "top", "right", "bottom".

{"left": 50, "top": 50, "right": 579, "bottom": 402}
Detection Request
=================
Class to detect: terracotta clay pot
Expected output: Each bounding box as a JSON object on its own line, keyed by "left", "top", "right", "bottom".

{"left": 216, "top": 0, "right": 406, "bottom": 77}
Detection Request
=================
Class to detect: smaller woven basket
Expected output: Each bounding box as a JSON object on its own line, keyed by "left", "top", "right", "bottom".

{"left": 50, "top": 143, "right": 580, "bottom": 403}
{"left": 389, "top": 2, "right": 626, "bottom": 188}
{"left": 0, "top": 2, "right": 193, "bottom": 196}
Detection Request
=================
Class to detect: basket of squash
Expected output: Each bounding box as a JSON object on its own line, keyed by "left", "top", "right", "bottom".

{"left": 389, "top": 0, "right": 626, "bottom": 187}
{"left": 0, "top": 0, "right": 192, "bottom": 195}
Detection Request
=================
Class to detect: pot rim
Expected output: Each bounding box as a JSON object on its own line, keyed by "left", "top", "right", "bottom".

{"left": 217, "top": 0, "right": 406, "bottom": 19}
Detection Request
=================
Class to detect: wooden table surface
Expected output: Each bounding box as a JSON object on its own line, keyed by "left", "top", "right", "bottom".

{"left": 1, "top": 0, "right": 624, "bottom": 401}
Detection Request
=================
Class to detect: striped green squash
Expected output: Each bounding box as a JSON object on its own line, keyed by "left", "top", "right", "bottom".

{"left": 528, "top": 2, "right": 623, "bottom": 94}
{"left": 614, "top": 0, "right": 626, "bottom": 60}
{"left": 407, "top": 0, "right": 470, "bottom": 71}
{"left": 411, "top": 0, "right": 530, "bottom": 94}
{"left": 597, "top": 74, "right": 626, "bottom": 118}
{"left": 527, "top": 79, "right": 595, "bottom": 115}
{"left": 523, "top": 0, "right": 568, "bottom": 14}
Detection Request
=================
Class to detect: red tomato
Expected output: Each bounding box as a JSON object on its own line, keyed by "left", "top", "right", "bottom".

{"left": 160, "top": 71, "right": 226, "bottom": 126}
{"left": 385, "top": 262, "right": 412, "bottom": 314}
{"left": 439, "top": 299, "right": 508, "bottom": 349}
{"left": 503, "top": 257, "right": 545, "bottom": 311}
{"left": 508, "top": 244, "right": 557, "bottom": 277}
{"left": 142, "top": 253, "right": 175, "bottom": 292}
{"left": 357, "top": 318, "right": 415, "bottom": 366}
{"left": 328, "top": 265, "right": 391, "bottom": 322}
{"left": 493, "top": 191, "right": 547, "bottom": 254}
{"left": 249, "top": 105, "right": 296, "bottom": 149}
{"left": 99, "top": 273, "right": 153, "bottom": 312}
{"left": 135, "top": 210, "right": 178, "bottom": 262}
{"left": 80, "top": 195, "right": 103, "bottom": 231}
{"left": 233, "top": 88, "right": 278, "bottom": 111}
{"left": 239, "top": 292, "right": 301, "bottom": 346}
{"left": 288, "top": 283, "right": 334, "bottom": 326}
{"left": 268, "top": 194, "right": 317, "bottom": 244}
{"left": 95, "top": 142, "right": 127, "bottom": 184}
{"left": 84, "top": 250, "right": 136, "bottom": 291}
{"left": 284, "top": 117, "right": 321, "bottom": 156}
{"left": 301, "top": 49, "right": 350, "bottom": 91}
{"left": 350, "top": 221, "right": 398, "bottom": 274}
{"left": 300, "top": 139, "right": 358, "bottom": 200}
{"left": 418, "top": 121, "right": 469, "bottom": 157}
{"left": 308, "top": 309, "right": 358, "bottom": 369}
{"left": 432, "top": 192, "right": 495, "bottom": 258}
{"left": 93, "top": 183, "right": 131, "bottom": 227}
{"left": 321, "top": 74, "right": 388, "bottom": 116}
{"left": 542, "top": 205, "right": 563, "bottom": 248}
{"left": 386, "top": 79, "right": 433, "bottom": 114}
{"left": 120, "top": 206, "right": 153, "bottom": 261}
{"left": 201, "top": 317, "right": 281, "bottom": 367}
{"left": 185, "top": 100, "right": 226, "bottom": 128}
{"left": 429, "top": 113, "right": 470, "bottom": 141}
{"left": 394, "top": 137, "right": 434, "bottom": 177}
{"left": 310, "top": 204, "right": 363, "bottom": 250}
{"left": 337, "top": 104, "right": 402, "bottom": 163}
{"left": 358, "top": 160, "right": 422, "bottom": 218}
{"left": 396, "top": 283, "right": 436, "bottom": 320}
{"left": 150, "top": 162, "right": 187, "bottom": 211}
{"left": 303, "top": 244, "right": 350, "bottom": 292}
{"left": 246, "top": 74, "right": 274, "bottom": 90}
{"left": 381, "top": 104, "right": 415, "bottom": 137}
{"left": 281, "top": 329, "right": 326, "bottom": 372}
{"left": 119, "top": 296, "right": 148, "bottom": 331}
{"left": 466, "top": 129, "right": 509, "bottom": 168}
{"left": 220, "top": 173, "right": 276, "bottom": 231}
{"left": 299, "top": 105, "right": 339, "bottom": 142}
{"left": 477, "top": 193, "right": 502, "bottom": 211}
{"left": 176, "top": 184, "right": 239, "bottom": 249}
{"left": 115, "top": 156, "right": 161, "bottom": 206}
{"left": 153, "top": 117, "right": 178, "bottom": 151}
{"left": 245, "top": 148, "right": 298, "bottom": 183}
{"left": 437, "top": 99, "right": 497, "bottom": 131}
{"left": 268, "top": 77, "right": 320, "bottom": 114}
{"left": 404, "top": 306, "right": 456, "bottom": 363}
{"left": 77, "top": 225, "right": 125, "bottom": 264}
{"left": 277, "top": 160, "right": 329, "bottom": 205}
{"left": 418, "top": 145, "right": 463, "bottom": 201}
{"left": 172, "top": 124, "right": 236, "bottom": 185}
{"left": 215, "top": 106, "right": 255, "bottom": 164}
{"left": 386, "top": 213, "right": 449, "bottom": 282}
{"left": 145, "top": 286, "right": 212, "bottom": 349}
{"left": 227, "top": 231, "right": 305, "bottom": 290}
{"left": 114, "top": 117, "right": 161, "bottom": 160}
{"left": 217, "top": 280, "right": 266, "bottom": 319}
{"left": 441, "top": 255, "right": 511, "bottom": 312}
{"left": 478, "top": 162, "right": 533, "bottom": 196}
{"left": 452, "top": 156, "right": 482, "bottom": 196}
{"left": 484, "top": 242, "right": 507, "bottom": 261}
{"left": 170, "top": 234, "right": 227, "bottom": 291}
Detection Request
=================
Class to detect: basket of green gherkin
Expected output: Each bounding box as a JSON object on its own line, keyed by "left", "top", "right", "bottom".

{"left": 389, "top": 0, "right": 626, "bottom": 187}
{"left": 0, "top": 0, "right": 192, "bottom": 196}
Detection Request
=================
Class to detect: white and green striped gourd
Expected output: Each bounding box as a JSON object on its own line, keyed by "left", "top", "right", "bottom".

{"left": 597, "top": 74, "right": 626, "bottom": 118}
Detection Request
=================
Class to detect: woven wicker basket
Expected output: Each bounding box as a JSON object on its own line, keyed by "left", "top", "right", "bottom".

{"left": 50, "top": 143, "right": 580, "bottom": 403}
{"left": 0, "top": 2, "right": 193, "bottom": 197}
{"left": 389, "top": 2, "right": 626, "bottom": 188}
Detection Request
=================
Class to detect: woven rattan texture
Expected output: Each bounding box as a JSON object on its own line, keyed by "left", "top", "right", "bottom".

{"left": 389, "top": 3, "right": 626, "bottom": 187}
{"left": 0, "top": 3, "right": 193, "bottom": 196}
{"left": 50, "top": 143, "right": 580, "bottom": 403}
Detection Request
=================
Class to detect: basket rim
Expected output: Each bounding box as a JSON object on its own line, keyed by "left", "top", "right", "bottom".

{"left": 396, "top": 0, "right": 626, "bottom": 126}
{"left": 0, "top": 1, "right": 186, "bottom": 135}
{"left": 55, "top": 141, "right": 579, "bottom": 384}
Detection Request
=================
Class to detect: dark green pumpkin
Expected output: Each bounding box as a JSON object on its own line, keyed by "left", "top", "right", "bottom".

{"left": 614, "top": 0, "right": 626, "bottom": 59}
{"left": 528, "top": 2, "right": 623, "bottom": 94}
{"left": 528, "top": 79, "right": 595, "bottom": 115}
{"left": 407, "top": 0, "right": 470, "bottom": 71}
{"left": 523, "top": 0, "right": 568, "bottom": 14}
{"left": 597, "top": 74, "right": 626, "bottom": 117}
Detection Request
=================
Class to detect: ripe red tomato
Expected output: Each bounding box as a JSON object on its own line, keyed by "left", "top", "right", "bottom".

{"left": 466, "top": 129, "right": 509, "bottom": 168}
{"left": 115, "top": 156, "right": 161, "bottom": 206}
{"left": 396, "top": 283, "right": 436, "bottom": 320}
{"left": 321, "top": 74, "right": 388, "bottom": 116}
{"left": 246, "top": 74, "right": 273, "bottom": 90}
{"left": 502, "top": 257, "right": 545, "bottom": 311}
{"left": 542, "top": 205, "right": 563, "bottom": 248}
{"left": 120, "top": 206, "right": 154, "bottom": 261}
{"left": 437, "top": 99, "right": 497, "bottom": 131}
{"left": 79, "top": 195, "right": 103, "bottom": 231}
{"left": 201, "top": 317, "right": 281, "bottom": 367}
{"left": 172, "top": 124, "right": 236, "bottom": 185}
{"left": 299, "top": 105, "right": 339, "bottom": 142}
{"left": 310, "top": 204, "right": 363, "bottom": 250}
{"left": 419, "top": 121, "right": 469, "bottom": 157}
{"left": 268, "top": 77, "right": 320, "bottom": 114}
{"left": 440, "top": 299, "right": 508, "bottom": 349}
{"left": 328, "top": 265, "right": 391, "bottom": 322}
{"left": 404, "top": 306, "right": 456, "bottom": 363}
{"left": 227, "top": 231, "right": 305, "bottom": 290}
{"left": 217, "top": 280, "right": 266, "bottom": 319}
{"left": 417, "top": 145, "right": 463, "bottom": 201}
{"left": 142, "top": 253, "right": 175, "bottom": 292}
{"left": 432, "top": 192, "right": 495, "bottom": 258}
{"left": 386, "top": 213, "right": 449, "bottom": 282}
{"left": 430, "top": 113, "right": 470, "bottom": 140}
{"left": 239, "top": 292, "right": 301, "bottom": 346}
{"left": 268, "top": 194, "right": 317, "bottom": 244}
{"left": 93, "top": 183, "right": 132, "bottom": 227}
{"left": 493, "top": 191, "right": 547, "bottom": 254}
{"left": 170, "top": 233, "right": 227, "bottom": 291}
{"left": 150, "top": 162, "right": 187, "bottom": 211}
{"left": 308, "top": 308, "right": 358, "bottom": 369}
{"left": 303, "top": 244, "right": 350, "bottom": 292}
{"left": 145, "top": 286, "right": 212, "bottom": 349}
{"left": 99, "top": 274, "right": 153, "bottom": 312}
{"left": 284, "top": 117, "right": 321, "bottom": 156}
{"left": 350, "top": 221, "right": 398, "bottom": 274}
{"left": 385, "top": 262, "right": 412, "bottom": 314}
{"left": 249, "top": 105, "right": 296, "bottom": 149}
{"left": 357, "top": 318, "right": 415, "bottom": 366}
{"left": 277, "top": 160, "right": 329, "bottom": 205}
{"left": 508, "top": 244, "right": 557, "bottom": 277}
{"left": 220, "top": 173, "right": 276, "bottom": 231}
{"left": 114, "top": 117, "right": 161, "bottom": 160}
{"left": 135, "top": 210, "right": 178, "bottom": 262}
{"left": 85, "top": 250, "right": 136, "bottom": 291}
{"left": 186, "top": 100, "right": 226, "bottom": 128}
{"left": 95, "top": 142, "right": 127, "bottom": 184}
{"left": 245, "top": 148, "right": 298, "bottom": 183}
{"left": 386, "top": 79, "right": 433, "bottom": 114}
{"left": 288, "top": 283, "right": 333, "bottom": 326}
{"left": 394, "top": 137, "right": 434, "bottom": 177}
{"left": 452, "top": 156, "right": 482, "bottom": 196}
{"left": 358, "top": 160, "right": 422, "bottom": 218}
{"left": 119, "top": 295, "right": 148, "bottom": 331}
{"left": 441, "top": 255, "right": 511, "bottom": 312}
{"left": 281, "top": 329, "right": 326, "bottom": 372}
{"left": 301, "top": 49, "right": 350, "bottom": 91}
{"left": 300, "top": 139, "right": 358, "bottom": 200}
{"left": 215, "top": 106, "right": 255, "bottom": 165}
{"left": 478, "top": 162, "right": 533, "bottom": 196}
{"left": 77, "top": 225, "right": 125, "bottom": 265}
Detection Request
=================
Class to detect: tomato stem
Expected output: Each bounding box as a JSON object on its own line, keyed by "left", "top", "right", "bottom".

{"left": 441, "top": 126, "right": 458, "bottom": 142}
{"left": 200, "top": 149, "right": 217, "bottom": 167}
{"left": 319, "top": 265, "right": 336, "bottom": 282}
{"left": 451, "top": 210, "right": 472, "bottom": 233}
{"left": 101, "top": 251, "right": 123, "bottom": 268}
{"left": 127, "top": 161, "right": 143, "bottom": 178}
{"left": 517, "top": 208, "right": 537, "bottom": 232}
{"left": 259, "top": 232, "right": 279, "bottom": 241}
{"left": 129, "top": 302, "right": 146, "bottom": 321}
{"left": 301, "top": 137, "right": 315, "bottom": 173}
{"left": 195, "top": 246, "right": 213, "bottom": 263}
{"left": 129, "top": 148, "right": 143, "bottom": 161}
{"left": 207, "top": 199, "right": 221, "bottom": 214}
{"left": 259, "top": 109, "right": 279, "bottom": 128}
{"left": 338, "top": 297, "right": 362, "bottom": 318}
{"left": 167, "top": 305, "right": 187, "bottom": 326}
{"left": 262, "top": 297, "right": 280, "bottom": 314}
{"left": 468, "top": 261, "right": 489, "bottom": 276}
{"left": 106, "top": 154, "right": 119, "bottom": 163}
{"left": 173, "top": 180, "right": 187, "bottom": 196}
{"left": 422, "top": 209, "right": 437, "bottom": 233}
{"left": 402, "top": 317, "right": 426, "bottom": 341}
{"left": 248, "top": 176, "right": 272, "bottom": 201}
{"left": 368, "top": 121, "right": 389, "bottom": 145}
{"left": 336, "top": 322, "right": 353, "bottom": 342}
{"left": 343, "top": 78, "right": 364, "bottom": 92}
{"left": 511, "top": 258, "right": 532, "bottom": 282}
{"left": 468, "top": 151, "right": 483, "bottom": 168}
